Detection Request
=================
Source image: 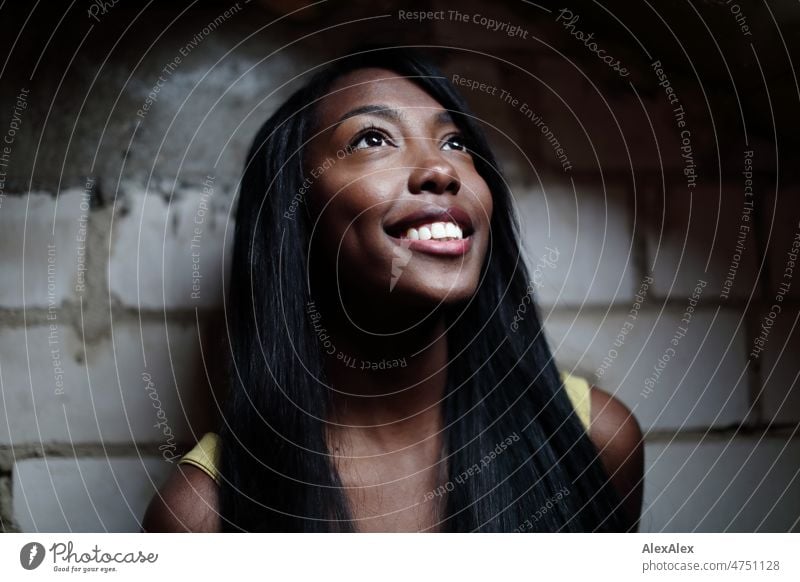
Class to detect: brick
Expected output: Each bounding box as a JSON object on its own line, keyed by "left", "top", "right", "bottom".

{"left": 544, "top": 307, "right": 751, "bottom": 431}
{"left": 0, "top": 321, "right": 212, "bottom": 446}
{"left": 12, "top": 456, "right": 173, "bottom": 532}
{"left": 109, "top": 186, "right": 232, "bottom": 309}
{"left": 516, "top": 182, "right": 636, "bottom": 306}
{"left": 9, "top": 19, "right": 301, "bottom": 194}
{"left": 0, "top": 190, "right": 87, "bottom": 308}
{"left": 647, "top": 185, "right": 759, "bottom": 300}
{"left": 641, "top": 438, "right": 800, "bottom": 532}
{"left": 757, "top": 306, "right": 800, "bottom": 424}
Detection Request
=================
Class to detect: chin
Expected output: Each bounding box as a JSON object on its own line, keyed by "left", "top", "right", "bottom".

{"left": 390, "top": 272, "right": 479, "bottom": 307}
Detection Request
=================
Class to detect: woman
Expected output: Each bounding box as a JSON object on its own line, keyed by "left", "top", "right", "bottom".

{"left": 143, "top": 47, "right": 644, "bottom": 533}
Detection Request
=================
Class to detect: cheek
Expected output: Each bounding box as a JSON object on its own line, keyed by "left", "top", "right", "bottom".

{"left": 310, "top": 174, "right": 396, "bottom": 263}
{"left": 475, "top": 179, "right": 494, "bottom": 220}
{"left": 464, "top": 176, "right": 494, "bottom": 265}
{"left": 316, "top": 186, "right": 371, "bottom": 236}
{"left": 463, "top": 174, "right": 493, "bottom": 230}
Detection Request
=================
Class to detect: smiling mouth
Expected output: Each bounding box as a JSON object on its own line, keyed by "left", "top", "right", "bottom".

{"left": 386, "top": 220, "right": 474, "bottom": 257}
{"left": 400, "top": 220, "right": 464, "bottom": 241}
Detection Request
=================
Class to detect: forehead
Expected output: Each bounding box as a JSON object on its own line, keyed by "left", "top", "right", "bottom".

{"left": 315, "top": 67, "right": 449, "bottom": 126}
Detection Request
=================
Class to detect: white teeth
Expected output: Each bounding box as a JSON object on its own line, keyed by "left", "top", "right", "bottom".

{"left": 403, "top": 221, "right": 464, "bottom": 241}
{"left": 431, "top": 222, "right": 446, "bottom": 238}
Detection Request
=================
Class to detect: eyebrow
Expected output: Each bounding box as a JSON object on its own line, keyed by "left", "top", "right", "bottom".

{"left": 336, "top": 104, "right": 404, "bottom": 125}
{"left": 335, "top": 104, "right": 456, "bottom": 128}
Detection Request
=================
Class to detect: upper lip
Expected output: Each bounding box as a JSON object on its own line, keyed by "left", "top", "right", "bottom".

{"left": 384, "top": 205, "right": 475, "bottom": 237}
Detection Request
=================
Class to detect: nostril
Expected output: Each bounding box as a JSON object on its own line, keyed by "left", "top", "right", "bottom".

{"left": 417, "top": 178, "right": 459, "bottom": 194}
{"left": 421, "top": 179, "right": 437, "bottom": 192}
{"left": 409, "top": 162, "right": 461, "bottom": 195}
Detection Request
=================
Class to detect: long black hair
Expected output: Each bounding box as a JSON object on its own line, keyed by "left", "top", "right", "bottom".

{"left": 220, "top": 46, "right": 627, "bottom": 532}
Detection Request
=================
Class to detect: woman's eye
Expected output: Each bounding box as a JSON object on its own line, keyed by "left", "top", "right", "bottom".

{"left": 352, "top": 130, "right": 391, "bottom": 150}
{"left": 443, "top": 135, "right": 468, "bottom": 152}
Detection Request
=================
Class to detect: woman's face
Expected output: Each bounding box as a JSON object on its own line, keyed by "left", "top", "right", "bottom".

{"left": 306, "top": 68, "right": 493, "bottom": 310}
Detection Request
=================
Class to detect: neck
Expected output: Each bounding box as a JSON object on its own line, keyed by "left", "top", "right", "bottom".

{"left": 317, "top": 300, "right": 449, "bottom": 454}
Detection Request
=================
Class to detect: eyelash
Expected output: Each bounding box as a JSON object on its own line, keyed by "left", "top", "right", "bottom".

{"left": 349, "top": 126, "right": 393, "bottom": 150}
{"left": 443, "top": 133, "right": 469, "bottom": 153}
{"left": 348, "top": 126, "right": 470, "bottom": 153}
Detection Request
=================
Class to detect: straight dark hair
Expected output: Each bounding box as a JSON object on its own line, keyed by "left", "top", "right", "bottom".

{"left": 220, "top": 47, "right": 627, "bottom": 532}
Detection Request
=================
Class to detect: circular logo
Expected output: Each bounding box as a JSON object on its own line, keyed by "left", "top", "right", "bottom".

{"left": 19, "top": 542, "right": 46, "bottom": 570}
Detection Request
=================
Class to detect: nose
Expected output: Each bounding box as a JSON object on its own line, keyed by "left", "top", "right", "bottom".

{"left": 407, "top": 150, "right": 461, "bottom": 196}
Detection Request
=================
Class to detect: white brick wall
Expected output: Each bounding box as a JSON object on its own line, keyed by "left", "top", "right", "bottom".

{"left": 762, "top": 190, "right": 800, "bottom": 302}
{"left": 516, "top": 182, "right": 636, "bottom": 306}
{"left": 0, "top": 191, "right": 86, "bottom": 308}
{"left": 642, "top": 439, "right": 800, "bottom": 532}
{"left": 647, "top": 185, "right": 760, "bottom": 300}
{"left": 759, "top": 306, "right": 800, "bottom": 424}
{"left": 0, "top": 321, "right": 211, "bottom": 446}
{"left": 109, "top": 186, "right": 233, "bottom": 309}
{"left": 544, "top": 308, "right": 752, "bottom": 431}
{"left": 12, "top": 456, "right": 172, "bottom": 532}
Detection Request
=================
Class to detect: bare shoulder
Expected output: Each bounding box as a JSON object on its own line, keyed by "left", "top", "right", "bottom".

{"left": 142, "top": 464, "right": 221, "bottom": 532}
{"left": 588, "top": 386, "right": 644, "bottom": 531}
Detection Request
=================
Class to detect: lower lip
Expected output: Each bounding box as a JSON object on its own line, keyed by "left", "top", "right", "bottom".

{"left": 392, "top": 236, "right": 472, "bottom": 256}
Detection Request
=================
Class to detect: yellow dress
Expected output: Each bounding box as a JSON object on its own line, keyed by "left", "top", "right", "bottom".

{"left": 178, "top": 372, "right": 592, "bottom": 484}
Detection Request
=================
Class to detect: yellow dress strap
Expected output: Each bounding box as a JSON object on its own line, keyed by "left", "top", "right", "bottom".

{"left": 560, "top": 372, "right": 592, "bottom": 431}
{"left": 178, "top": 432, "right": 221, "bottom": 483}
{"left": 178, "top": 375, "right": 591, "bottom": 481}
